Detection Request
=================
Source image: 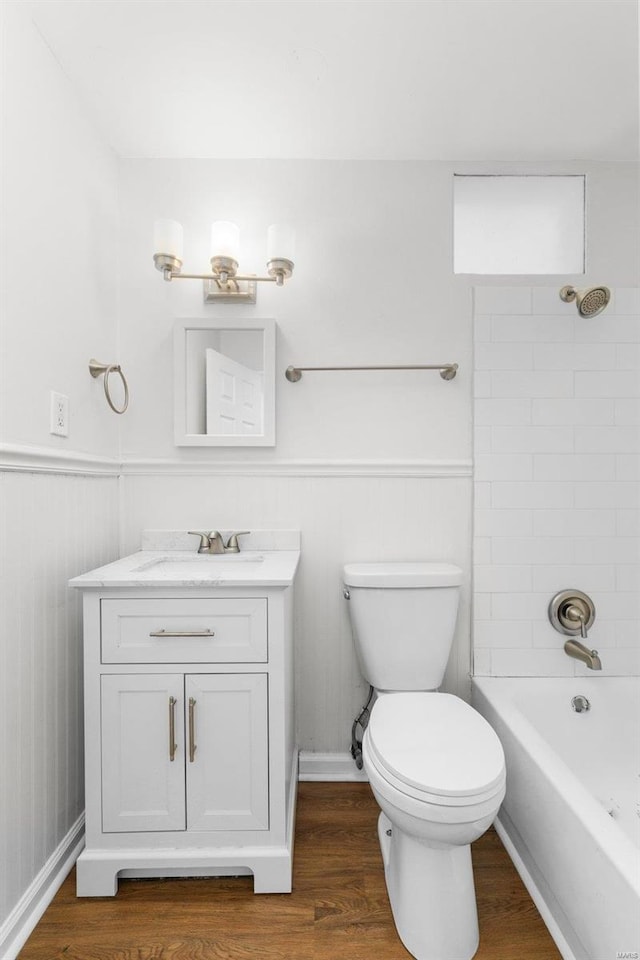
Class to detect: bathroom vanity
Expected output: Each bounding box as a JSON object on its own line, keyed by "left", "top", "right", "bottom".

{"left": 70, "top": 531, "right": 299, "bottom": 897}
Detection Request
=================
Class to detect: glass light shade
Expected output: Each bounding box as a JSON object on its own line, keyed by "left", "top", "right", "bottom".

{"left": 153, "top": 219, "right": 183, "bottom": 259}
{"left": 267, "top": 224, "right": 295, "bottom": 263}
{"left": 210, "top": 221, "right": 240, "bottom": 261}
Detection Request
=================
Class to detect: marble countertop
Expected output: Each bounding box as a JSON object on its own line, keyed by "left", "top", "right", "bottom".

{"left": 70, "top": 531, "right": 301, "bottom": 588}
{"left": 69, "top": 550, "right": 300, "bottom": 588}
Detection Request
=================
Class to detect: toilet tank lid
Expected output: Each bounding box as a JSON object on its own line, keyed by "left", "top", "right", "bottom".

{"left": 343, "top": 562, "right": 463, "bottom": 588}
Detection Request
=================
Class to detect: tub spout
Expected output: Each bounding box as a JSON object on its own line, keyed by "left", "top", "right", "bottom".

{"left": 564, "top": 638, "right": 602, "bottom": 670}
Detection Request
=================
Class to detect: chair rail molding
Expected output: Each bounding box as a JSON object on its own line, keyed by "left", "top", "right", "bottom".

{"left": 121, "top": 458, "right": 473, "bottom": 478}
{"left": 0, "top": 443, "right": 121, "bottom": 477}
{"left": 0, "top": 445, "right": 472, "bottom": 480}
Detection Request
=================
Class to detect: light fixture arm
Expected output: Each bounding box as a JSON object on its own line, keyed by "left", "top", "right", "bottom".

{"left": 160, "top": 270, "right": 280, "bottom": 284}
{"left": 153, "top": 221, "right": 294, "bottom": 303}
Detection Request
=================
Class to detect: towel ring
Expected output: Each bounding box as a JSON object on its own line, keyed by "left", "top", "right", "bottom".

{"left": 89, "top": 359, "right": 129, "bottom": 415}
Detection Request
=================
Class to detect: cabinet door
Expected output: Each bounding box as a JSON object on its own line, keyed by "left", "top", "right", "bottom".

{"left": 101, "top": 674, "right": 186, "bottom": 833}
{"left": 186, "top": 674, "right": 269, "bottom": 832}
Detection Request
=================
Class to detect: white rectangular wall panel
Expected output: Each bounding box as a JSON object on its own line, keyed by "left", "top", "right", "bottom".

{"left": 455, "top": 176, "right": 585, "bottom": 274}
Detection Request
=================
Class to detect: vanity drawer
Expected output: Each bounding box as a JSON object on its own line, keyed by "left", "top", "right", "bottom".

{"left": 101, "top": 598, "right": 267, "bottom": 663}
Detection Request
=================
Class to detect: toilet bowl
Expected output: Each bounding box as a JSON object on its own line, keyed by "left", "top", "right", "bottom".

{"left": 343, "top": 562, "right": 506, "bottom": 960}
{"left": 363, "top": 692, "right": 505, "bottom": 960}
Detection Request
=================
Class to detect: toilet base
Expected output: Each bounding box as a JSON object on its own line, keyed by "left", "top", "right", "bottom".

{"left": 378, "top": 812, "right": 480, "bottom": 960}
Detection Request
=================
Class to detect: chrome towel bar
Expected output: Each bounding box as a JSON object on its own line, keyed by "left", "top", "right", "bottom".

{"left": 285, "top": 363, "right": 458, "bottom": 382}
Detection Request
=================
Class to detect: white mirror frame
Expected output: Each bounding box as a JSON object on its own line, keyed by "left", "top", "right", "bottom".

{"left": 174, "top": 317, "right": 276, "bottom": 447}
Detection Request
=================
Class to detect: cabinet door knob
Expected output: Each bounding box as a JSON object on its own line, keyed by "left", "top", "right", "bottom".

{"left": 188, "top": 697, "right": 197, "bottom": 763}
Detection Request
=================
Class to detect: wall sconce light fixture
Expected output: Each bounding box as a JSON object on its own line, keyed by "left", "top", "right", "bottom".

{"left": 153, "top": 220, "right": 295, "bottom": 304}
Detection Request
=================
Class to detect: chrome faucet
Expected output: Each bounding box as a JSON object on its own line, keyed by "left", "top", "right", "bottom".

{"left": 188, "top": 531, "right": 250, "bottom": 554}
{"left": 563, "top": 638, "right": 602, "bottom": 671}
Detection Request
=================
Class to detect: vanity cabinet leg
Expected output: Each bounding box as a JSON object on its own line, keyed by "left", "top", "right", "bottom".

{"left": 76, "top": 854, "right": 119, "bottom": 897}
{"left": 252, "top": 854, "right": 293, "bottom": 894}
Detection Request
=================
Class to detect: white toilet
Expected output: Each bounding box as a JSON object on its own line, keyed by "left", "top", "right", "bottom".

{"left": 343, "top": 562, "right": 506, "bottom": 960}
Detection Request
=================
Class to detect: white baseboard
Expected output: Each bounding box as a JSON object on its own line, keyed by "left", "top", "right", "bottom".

{"left": 0, "top": 815, "right": 84, "bottom": 960}
{"left": 298, "top": 751, "right": 369, "bottom": 782}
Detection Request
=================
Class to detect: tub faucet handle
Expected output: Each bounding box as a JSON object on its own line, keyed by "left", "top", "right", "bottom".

{"left": 549, "top": 589, "right": 595, "bottom": 642}
{"left": 565, "top": 604, "right": 588, "bottom": 639}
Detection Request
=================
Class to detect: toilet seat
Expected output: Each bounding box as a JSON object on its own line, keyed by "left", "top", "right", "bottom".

{"left": 366, "top": 693, "right": 505, "bottom": 807}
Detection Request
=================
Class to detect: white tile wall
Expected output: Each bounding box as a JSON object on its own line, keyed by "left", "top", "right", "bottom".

{"left": 473, "top": 286, "right": 640, "bottom": 677}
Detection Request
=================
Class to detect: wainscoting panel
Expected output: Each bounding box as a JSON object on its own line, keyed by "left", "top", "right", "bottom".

{"left": 120, "top": 472, "right": 473, "bottom": 753}
{"left": 0, "top": 470, "right": 120, "bottom": 946}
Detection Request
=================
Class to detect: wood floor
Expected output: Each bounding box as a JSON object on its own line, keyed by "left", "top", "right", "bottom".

{"left": 19, "top": 783, "right": 561, "bottom": 960}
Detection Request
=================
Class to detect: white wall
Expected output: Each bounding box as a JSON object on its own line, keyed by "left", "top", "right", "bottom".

{"left": 0, "top": 6, "right": 121, "bottom": 458}
{"left": 0, "top": 4, "right": 120, "bottom": 947}
{"left": 116, "top": 158, "right": 639, "bottom": 754}
{"left": 116, "top": 159, "right": 475, "bottom": 751}
{"left": 118, "top": 159, "right": 472, "bottom": 461}
{"left": 473, "top": 285, "right": 640, "bottom": 677}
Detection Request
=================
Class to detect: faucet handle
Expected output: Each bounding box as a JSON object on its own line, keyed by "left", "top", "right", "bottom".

{"left": 565, "top": 604, "right": 588, "bottom": 639}
{"left": 225, "top": 531, "right": 250, "bottom": 553}
{"left": 188, "top": 531, "right": 212, "bottom": 553}
{"left": 549, "top": 589, "right": 595, "bottom": 640}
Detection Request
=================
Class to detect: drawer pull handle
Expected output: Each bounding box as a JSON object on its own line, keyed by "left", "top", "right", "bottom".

{"left": 188, "top": 698, "right": 197, "bottom": 763}
{"left": 149, "top": 629, "right": 215, "bottom": 638}
{"left": 168, "top": 696, "right": 177, "bottom": 762}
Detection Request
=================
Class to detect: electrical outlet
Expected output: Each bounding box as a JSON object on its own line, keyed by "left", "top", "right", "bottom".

{"left": 50, "top": 391, "right": 69, "bottom": 437}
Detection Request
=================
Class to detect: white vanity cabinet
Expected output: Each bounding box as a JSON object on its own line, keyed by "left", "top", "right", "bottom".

{"left": 101, "top": 672, "right": 269, "bottom": 834}
{"left": 71, "top": 543, "right": 299, "bottom": 898}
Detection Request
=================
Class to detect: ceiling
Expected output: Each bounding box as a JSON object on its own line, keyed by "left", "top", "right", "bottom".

{"left": 26, "top": 0, "right": 639, "bottom": 161}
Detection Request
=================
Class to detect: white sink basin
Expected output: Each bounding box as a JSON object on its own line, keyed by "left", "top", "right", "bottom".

{"left": 133, "top": 554, "right": 265, "bottom": 576}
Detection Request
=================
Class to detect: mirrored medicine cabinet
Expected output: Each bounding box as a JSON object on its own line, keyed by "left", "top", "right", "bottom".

{"left": 174, "top": 317, "right": 276, "bottom": 446}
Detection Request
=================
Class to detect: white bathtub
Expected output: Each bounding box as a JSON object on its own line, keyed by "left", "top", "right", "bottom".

{"left": 472, "top": 676, "right": 640, "bottom": 960}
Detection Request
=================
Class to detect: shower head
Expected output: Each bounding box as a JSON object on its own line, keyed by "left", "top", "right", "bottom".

{"left": 559, "top": 285, "right": 611, "bottom": 318}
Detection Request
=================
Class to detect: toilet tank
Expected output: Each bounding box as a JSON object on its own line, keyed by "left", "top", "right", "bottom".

{"left": 343, "top": 562, "right": 463, "bottom": 691}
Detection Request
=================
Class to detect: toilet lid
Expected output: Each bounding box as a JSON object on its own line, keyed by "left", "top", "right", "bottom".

{"left": 366, "top": 693, "right": 505, "bottom": 799}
